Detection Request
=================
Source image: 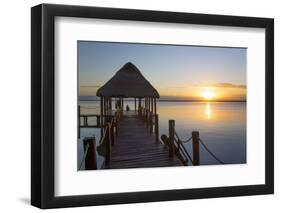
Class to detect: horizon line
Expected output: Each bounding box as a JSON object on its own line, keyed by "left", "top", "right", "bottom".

{"left": 79, "top": 98, "right": 246, "bottom": 103}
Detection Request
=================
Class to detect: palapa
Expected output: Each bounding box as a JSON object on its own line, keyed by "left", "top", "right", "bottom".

{"left": 96, "top": 62, "right": 160, "bottom": 98}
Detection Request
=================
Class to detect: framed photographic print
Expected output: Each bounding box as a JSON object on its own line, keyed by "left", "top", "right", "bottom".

{"left": 31, "top": 4, "right": 274, "bottom": 209}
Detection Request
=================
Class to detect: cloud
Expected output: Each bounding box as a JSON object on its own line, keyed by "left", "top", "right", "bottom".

{"left": 196, "top": 82, "right": 246, "bottom": 89}
{"left": 212, "top": 83, "right": 246, "bottom": 89}
{"left": 157, "top": 86, "right": 187, "bottom": 89}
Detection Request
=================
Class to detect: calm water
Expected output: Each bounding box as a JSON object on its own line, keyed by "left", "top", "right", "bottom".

{"left": 78, "top": 100, "right": 246, "bottom": 168}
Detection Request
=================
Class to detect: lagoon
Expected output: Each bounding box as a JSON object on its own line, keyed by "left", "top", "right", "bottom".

{"left": 78, "top": 100, "right": 246, "bottom": 168}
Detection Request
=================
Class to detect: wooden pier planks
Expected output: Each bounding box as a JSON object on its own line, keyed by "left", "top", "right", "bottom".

{"left": 104, "top": 113, "right": 182, "bottom": 169}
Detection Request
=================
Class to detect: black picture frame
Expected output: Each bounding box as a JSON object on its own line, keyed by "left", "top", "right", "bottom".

{"left": 31, "top": 3, "right": 274, "bottom": 209}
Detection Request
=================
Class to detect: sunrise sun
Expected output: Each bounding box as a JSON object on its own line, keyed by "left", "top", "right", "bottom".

{"left": 202, "top": 88, "right": 215, "bottom": 100}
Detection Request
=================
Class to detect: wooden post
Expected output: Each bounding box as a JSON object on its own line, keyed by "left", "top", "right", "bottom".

{"left": 120, "top": 97, "right": 122, "bottom": 111}
{"left": 100, "top": 97, "right": 104, "bottom": 139}
{"left": 155, "top": 114, "right": 159, "bottom": 142}
{"left": 106, "top": 97, "right": 109, "bottom": 114}
{"left": 114, "top": 112, "right": 117, "bottom": 136}
{"left": 138, "top": 98, "right": 141, "bottom": 115}
{"left": 108, "top": 97, "right": 112, "bottom": 112}
{"left": 148, "top": 97, "right": 150, "bottom": 112}
{"left": 148, "top": 97, "right": 150, "bottom": 127}
{"left": 83, "top": 137, "right": 97, "bottom": 170}
{"left": 110, "top": 122, "right": 115, "bottom": 146}
{"left": 144, "top": 97, "right": 146, "bottom": 112}
{"left": 104, "top": 97, "right": 106, "bottom": 115}
{"left": 85, "top": 116, "right": 88, "bottom": 126}
{"left": 97, "top": 115, "right": 100, "bottom": 127}
{"left": 144, "top": 97, "right": 147, "bottom": 125}
{"left": 151, "top": 97, "right": 153, "bottom": 114}
{"left": 151, "top": 97, "right": 153, "bottom": 112}
{"left": 169, "top": 120, "right": 175, "bottom": 157}
{"left": 78, "top": 105, "right": 80, "bottom": 138}
{"left": 143, "top": 98, "right": 145, "bottom": 111}
{"left": 147, "top": 98, "right": 149, "bottom": 124}
{"left": 105, "top": 124, "right": 111, "bottom": 166}
{"left": 146, "top": 97, "right": 148, "bottom": 110}
{"left": 106, "top": 97, "right": 108, "bottom": 113}
{"left": 107, "top": 97, "right": 110, "bottom": 112}
{"left": 115, "top": 111, "right": 119, "bottom": 136}
{"left": 192, "top": 131, "right": 200, "bottom": 165}
{"left": 147, "top": 109, "right": 149, "bottom": 128}
{"left": 104, "top": 97, "right": 107, "bottom": 115}
{"left": 139, "top": 98, "right": 141, "bottom": 109}
{"left": 154, "top": 98, "right": 157, "bottom": 115}
{"left": 149, "top": 111, "right": 153, "bottom": 134}
{"left": 150, "top": 97, "right": 152, "bottom": 113}
{"left": 134, "top": 97, "right": 136, "bottom": 112}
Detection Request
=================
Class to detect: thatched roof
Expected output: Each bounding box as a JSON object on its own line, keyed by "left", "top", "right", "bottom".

{"left": 96, "top": 62, "right": 160, "bottom": 98}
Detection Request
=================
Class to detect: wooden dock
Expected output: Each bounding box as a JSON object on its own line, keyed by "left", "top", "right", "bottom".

{"left": 79, "top": 62, "right": 196, "bottom": 170}
{"left": 104, "top": 112, "right": 182, "bottom": 169}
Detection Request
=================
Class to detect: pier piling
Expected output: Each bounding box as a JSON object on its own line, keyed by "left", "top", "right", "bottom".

{"left": 192, "top": 131, "right": 200, "bottom": 165}
{"left": 83, "top": 137, "right": 97, "bottom": 170}
{"left": 169, "top": 120, "right": 175, "bottom": 158}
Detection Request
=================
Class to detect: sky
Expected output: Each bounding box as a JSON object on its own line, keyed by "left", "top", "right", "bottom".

{"left": 78, "top": 41, "right": 247, "bottom": 101}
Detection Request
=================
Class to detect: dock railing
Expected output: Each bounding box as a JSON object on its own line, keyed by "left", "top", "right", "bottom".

{"left": 78, "top": 107, "right": 122, "bottom": 169}
{"left": 139, "top": 106, "right": 159, "bottom": 142}
{"left": 161, "top": 120, "right": 225, "bottom": 166}
{"left": 97, "top": 111, "right": 122, "bottom": 167}
{"left": 78, "top": 106, "right": 122, "bottom": 138}
{"left": 99, "top": 117, "right": 118, "bottom": 166}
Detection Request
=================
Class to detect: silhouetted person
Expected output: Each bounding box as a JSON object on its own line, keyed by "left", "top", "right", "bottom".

{"left": 126, "top": 105, "right": 130, "bottom": 111}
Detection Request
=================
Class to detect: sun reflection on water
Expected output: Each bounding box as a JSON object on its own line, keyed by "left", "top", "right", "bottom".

{"left": 205, "top": 102, "right": 211, "bottom": 119}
